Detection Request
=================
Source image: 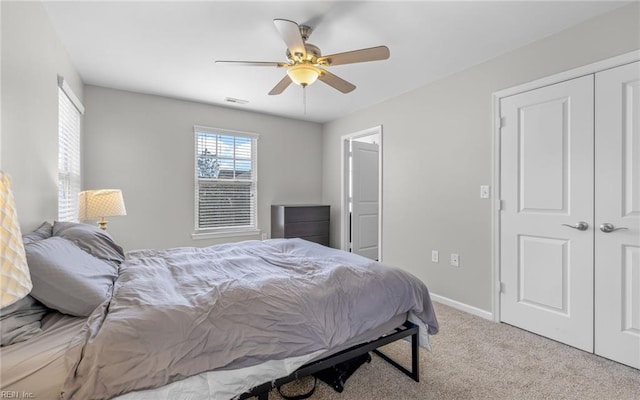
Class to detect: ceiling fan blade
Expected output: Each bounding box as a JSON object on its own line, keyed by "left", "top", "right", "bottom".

{"left": 317, "top": 46, "right": 390, "bottom": 66}
{"left": 273, "top": 19, "right": 306, "bottom": 59}
{"left": 268, "top": 75, "right": 292, "bottom": 95}
{"left": 318, "top": 69, "right": 356, "bottom": 93}
{"left": 215, "top": 60, "right": 288, "bottom": 68}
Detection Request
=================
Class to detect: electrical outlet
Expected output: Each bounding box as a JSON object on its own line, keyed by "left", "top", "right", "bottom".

{"left": 261, "top": 232, "right": 268, "bottom": 240}
{"left": 480, "top": 185, "right": 490, "bottom": 199}
{"left": 450, "top": 253, "right": 460, "bottom": 267}
{"left": 431, "top": 250, "right": 439, "bottom": 263}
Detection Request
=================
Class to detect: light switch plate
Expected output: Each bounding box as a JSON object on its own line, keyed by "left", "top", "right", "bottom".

{"left": 480, "top": 185, "right": 490, "bottom": 199}
{"left": 431, "top": 250, "right": 439, "bottom": 263}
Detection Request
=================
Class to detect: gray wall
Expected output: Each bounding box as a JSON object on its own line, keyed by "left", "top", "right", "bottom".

{"left": 1, "top": 1, "right": 84, "bottom": 232}
{"left": 83, "top": 85, "right": 323, "bottom": 251}
{"left": 3, "top": 0, "right": 639, "bottom": 314}
{"left": 322, "top": 3, "right": 640, "bottom": 312}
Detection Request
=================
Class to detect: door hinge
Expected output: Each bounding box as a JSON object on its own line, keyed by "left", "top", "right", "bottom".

{"left": 498, "top": 281, "right": 506, "bottom": 293}
{"left": 499, "top": 116, "right": 506, "bottom": 129}
{"left": 498, "top": 199, "right": 505, "bottom": 211}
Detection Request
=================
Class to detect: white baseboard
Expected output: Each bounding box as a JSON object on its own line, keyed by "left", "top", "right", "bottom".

{"left": 430, "top": 293, "right": 494, "bottom": 321}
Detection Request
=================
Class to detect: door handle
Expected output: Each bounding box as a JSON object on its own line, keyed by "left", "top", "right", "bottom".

{"left": 599, "top": 223, "right": 628, "bottom": 233}
{"left": 561, "top": 221, "right": 589, "bottom": 231}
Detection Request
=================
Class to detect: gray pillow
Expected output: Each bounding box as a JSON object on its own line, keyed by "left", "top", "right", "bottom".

{"left": 53, "top": 221, "right": 125, "bottom": 264}
{"left": 0, "top": 295, "right": 48, "bottom": 346}
{"left": 25, "top": 237, "right": 118, "bottom": 317}
{"left": 22, "top": 221, "right": 53, "bottom": 245}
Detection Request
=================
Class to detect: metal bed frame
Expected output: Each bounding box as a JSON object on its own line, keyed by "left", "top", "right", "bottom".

{"left": 238, "top": 321, "right": 420, "bottom": 400}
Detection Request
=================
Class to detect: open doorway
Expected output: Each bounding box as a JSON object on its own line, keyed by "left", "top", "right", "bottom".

{"left": 341, "top": 126, "right": 382, "bottom": 261}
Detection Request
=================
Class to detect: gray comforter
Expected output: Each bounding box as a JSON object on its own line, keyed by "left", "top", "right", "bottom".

{"left": 61, "top": 238, "right": 438, "bottom": 400}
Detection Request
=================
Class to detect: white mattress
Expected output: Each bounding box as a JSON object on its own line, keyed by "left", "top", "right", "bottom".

{"left": 1, "top": 311, "right": 422, "bottom": 400}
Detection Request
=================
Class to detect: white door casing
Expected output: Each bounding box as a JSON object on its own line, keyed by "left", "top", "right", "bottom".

{"left": 594, "top": 61, "right": 640, "bottom": 369}
{"left": 499, "top": 75, "right": 595, "bottom": 352}
{"left": 351, "top": 140, "right": 379, "bottom": 260}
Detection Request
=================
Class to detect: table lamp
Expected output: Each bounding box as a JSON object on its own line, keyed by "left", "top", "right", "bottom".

{"left": 0, "top": 172, "right": 32, "bottom": 308}
{"left": 78, "top": 189, "right": 127, "bottom": 230}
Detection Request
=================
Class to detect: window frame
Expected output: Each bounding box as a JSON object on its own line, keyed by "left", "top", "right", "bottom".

{"left": 57, "top": 76, "right": 84, "bottom": 222}
{"left": 192, "top": 125, "right": 259, "bottom": 240}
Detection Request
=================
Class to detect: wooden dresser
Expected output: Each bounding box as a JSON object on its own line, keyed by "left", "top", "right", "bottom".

{"left": 271, "top": 205, "right": 330, "bottom": 246}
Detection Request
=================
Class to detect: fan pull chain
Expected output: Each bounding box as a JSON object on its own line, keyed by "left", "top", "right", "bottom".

{"left": 302, "top": 85, "right": 307, "bottom": 115}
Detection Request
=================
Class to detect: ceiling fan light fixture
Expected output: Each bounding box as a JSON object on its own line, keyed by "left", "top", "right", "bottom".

{"left": 217, "top": 19, "right": 389, "bottom": 96}
{"left": 287, "top": 64, "right": 321, "bottom": 87}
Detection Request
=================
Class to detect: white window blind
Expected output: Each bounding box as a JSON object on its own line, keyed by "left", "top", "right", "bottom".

{"left": 58, "top": 77, "right": 83, "bottom": 222}
{"left": 194, "top": 126, "right": 258, "bottom": 234}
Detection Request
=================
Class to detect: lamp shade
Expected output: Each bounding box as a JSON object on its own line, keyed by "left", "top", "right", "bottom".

{"left": 0, "top": 172, "right": 32, "bottom": 308}
{"left": 78, "top": 189, "right": 127, "bottom": 220}
{"left": 287, "top": 64, "right": 321, "bottom": 87}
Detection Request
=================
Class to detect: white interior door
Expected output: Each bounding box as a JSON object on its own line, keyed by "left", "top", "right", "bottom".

{"left": 351, "top": 140, "right": 379, "bottom": 260}
{"left": 594, "top": 61, "right": 640, "bottom": 369}
{"left": 500, "top": 75, "right": 595, "bottom": 352}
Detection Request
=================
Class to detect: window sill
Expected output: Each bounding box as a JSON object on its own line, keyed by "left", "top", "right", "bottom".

{"left": 191, "top": 228, "right": 262, "bottom": 241}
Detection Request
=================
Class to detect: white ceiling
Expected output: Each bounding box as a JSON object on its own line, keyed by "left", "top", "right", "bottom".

{"left": 43, "top": 1, "right": 628, "bottom": 123}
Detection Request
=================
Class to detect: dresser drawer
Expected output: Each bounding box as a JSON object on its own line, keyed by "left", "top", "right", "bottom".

{"left": 284, "top": 206, "right": 330, "bottom": 223}
{"left": 300, "top": 235, "right": 330, "bottom": 246}
{"left": 285, "top": 221, "right": 329, "bottom": 237}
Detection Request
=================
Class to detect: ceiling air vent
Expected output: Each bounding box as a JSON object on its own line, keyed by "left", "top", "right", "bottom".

{"left": 225, "top": 97, "right": 248, "bottom": 105}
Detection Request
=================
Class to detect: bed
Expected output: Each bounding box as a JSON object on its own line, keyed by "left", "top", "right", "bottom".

{"left": 0, "top": 221, "right": 438, "bottom": 400}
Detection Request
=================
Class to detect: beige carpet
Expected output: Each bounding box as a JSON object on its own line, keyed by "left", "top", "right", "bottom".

{"left": 271, "top": 302, "right": 640, "bottom": 400}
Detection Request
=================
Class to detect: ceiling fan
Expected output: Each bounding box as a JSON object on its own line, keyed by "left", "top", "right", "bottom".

{"left": 215, "top": 19, "right": 390, "bottom": 95}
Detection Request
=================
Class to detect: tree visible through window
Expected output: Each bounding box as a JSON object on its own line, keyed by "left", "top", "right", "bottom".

{"left": 194, "top": 126, "right": 258, "bottom": 233}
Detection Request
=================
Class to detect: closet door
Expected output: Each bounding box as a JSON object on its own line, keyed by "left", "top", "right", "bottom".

{"left": 500, "top": 75, "right": 594, "bottom": 352}
{"left": 594, "top": 61, "right": 640, "bottom": 369}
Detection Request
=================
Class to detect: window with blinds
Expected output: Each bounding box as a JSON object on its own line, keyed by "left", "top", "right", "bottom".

{"left": 58, "top": 77, "right": 83, "bottom": 222}
{"left": 194, "top": 126, "right": 258, "bottom": 234}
